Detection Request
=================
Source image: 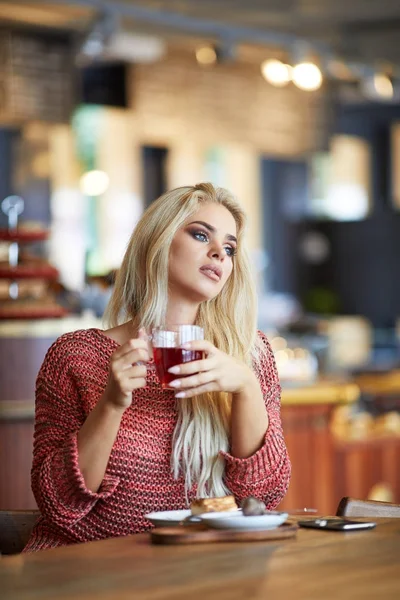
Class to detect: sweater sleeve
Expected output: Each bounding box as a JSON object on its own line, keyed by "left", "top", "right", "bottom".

{"left": 220, "top": 331, "right": 291, "bottom": 509}
{"left": 31, "top": 334, "right": 120, "bottom": 532}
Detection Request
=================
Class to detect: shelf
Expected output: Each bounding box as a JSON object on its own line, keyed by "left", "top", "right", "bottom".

{"left": 0, "top": 303, "right": 68, "bottom": 319}
{"left": 0, "top": 201, "right": 64, "bottom": 320}
{"left": 0, "top": 229, "right": 49, "bottom": 242}
{"left": 0, "top": 264, "right": 59, "bottom": 279}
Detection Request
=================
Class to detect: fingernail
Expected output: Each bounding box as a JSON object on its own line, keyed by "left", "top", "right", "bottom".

{"left": 175, "top": 391, "right": 186, "bottom": 398}
{"left": 168, "top": 366, "right": 180, "bottom": 374}
{"left": 169, "top": 379, "right": 181, "bottom": 388}
{"left": 181, "top": 343, "right": 191, "bottom": 349}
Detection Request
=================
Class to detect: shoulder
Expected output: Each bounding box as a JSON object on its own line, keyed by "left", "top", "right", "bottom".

{"left": 44, "top": 328, "right": 111, "bottom": 356}
{"left": 39, "top": 328, "right": 117, "bottom": 378}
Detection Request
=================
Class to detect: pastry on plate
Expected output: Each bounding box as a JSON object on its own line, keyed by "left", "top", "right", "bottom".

{"left": 190, "top": 495, "right": 238, "bottom": 515}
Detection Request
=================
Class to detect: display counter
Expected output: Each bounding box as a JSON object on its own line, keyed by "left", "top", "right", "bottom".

{"left": 0, "top": 317, "right": 102, "bottom": 509}
{"left": 281, "top": 379, "right": 360, "bottom": 405}
{"left": 0, "top": 316, "right": 103, "bottom": 421}
{"left": 279, "top": 373, "right": 400, "bottom": 514}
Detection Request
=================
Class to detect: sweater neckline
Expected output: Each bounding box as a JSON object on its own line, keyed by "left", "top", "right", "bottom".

{"left": 90, "top": 327, "right": 120, "bottom": 347}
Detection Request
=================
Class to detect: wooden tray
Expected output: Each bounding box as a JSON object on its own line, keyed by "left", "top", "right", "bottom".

{"left": 151, "top": 522, "right": 298, "bottom": 545}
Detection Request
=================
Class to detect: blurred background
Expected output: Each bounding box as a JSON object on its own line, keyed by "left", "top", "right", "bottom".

{"left": 1, "top": 0, "right": 400, "bottom": 515}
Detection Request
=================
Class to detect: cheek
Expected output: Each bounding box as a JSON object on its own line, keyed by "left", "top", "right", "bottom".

{"left": 168, "top": 239, "right": 197, "bottom": 280}
{"left": 170, "top": 235, "right": 196, "bottom": 260}
{"left": 223, "top": 261, "right": 234, "bottom": 282}
{"left": 169, "top": 239, "right": 187, "bottom": 265}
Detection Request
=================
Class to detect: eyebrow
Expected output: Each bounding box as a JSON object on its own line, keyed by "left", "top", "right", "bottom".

{"left": 187, "top": 220, "right": 237, "bottom": 243}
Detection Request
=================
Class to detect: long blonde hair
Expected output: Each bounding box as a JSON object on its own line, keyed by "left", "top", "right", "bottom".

{"left": 105, "top": 183, "right": 258, "bottom": 497}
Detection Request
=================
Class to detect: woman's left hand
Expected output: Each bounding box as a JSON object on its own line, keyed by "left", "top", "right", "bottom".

{"left": 167, "top": 340, "right": 257, "bottom": 398}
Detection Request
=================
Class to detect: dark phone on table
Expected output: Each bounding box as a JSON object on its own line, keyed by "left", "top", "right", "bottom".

{"left": 298, "top": 518, "right": 376, "bottom": 531}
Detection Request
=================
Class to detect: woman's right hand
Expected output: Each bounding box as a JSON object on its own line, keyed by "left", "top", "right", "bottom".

{"left": 103, "top": 337, "right": 149, "bottom": 410}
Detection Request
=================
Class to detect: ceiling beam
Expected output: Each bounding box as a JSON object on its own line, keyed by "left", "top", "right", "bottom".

{"left": 49, "top": 0, "right": 333, "bottom": 57}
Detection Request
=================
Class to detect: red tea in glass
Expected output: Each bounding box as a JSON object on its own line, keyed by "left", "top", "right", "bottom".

{"left": 153, "top": 348, "right": 204, "bottom": 389}
{"left": 151, "top": 325, "right": 204, "bottom": 390}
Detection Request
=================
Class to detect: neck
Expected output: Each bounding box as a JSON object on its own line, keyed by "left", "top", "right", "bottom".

{"left": 165, "top": 298, "right": 199, "bottom": 326}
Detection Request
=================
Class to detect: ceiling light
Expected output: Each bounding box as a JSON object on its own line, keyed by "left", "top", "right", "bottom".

{"left": 80, "top": 170, "right": 110, "bottom": 196}
{"left": 261, "top": 59, "right": 292, "bottom": 87}
{"left": 373, "top": 73, "right": 393, "bottom": 99}
{"left": 76, "top": 11, "right": 119, "bottom": 65}
{"left": 292, "top": 62, "right": 323, "bottom": 91}
{"left": 196, "top": 46, "right": 217, "bottom": 66}
{"left": 361, "top": 71, "right": 394, "bottom": 101}
{"left": 105, "top": 32, "right": 165, "bottom": 63}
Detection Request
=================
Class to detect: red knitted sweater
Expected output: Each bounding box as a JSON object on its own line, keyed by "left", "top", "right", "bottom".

{"left": 24, "top": 328, "right": 291, "bottom": 552}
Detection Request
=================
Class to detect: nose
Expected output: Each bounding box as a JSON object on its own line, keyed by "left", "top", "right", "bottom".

{"left": 207, "top": 240, "right": 225, "bottom": 261}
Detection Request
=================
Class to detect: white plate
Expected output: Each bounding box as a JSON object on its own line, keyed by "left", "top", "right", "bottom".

{"left": 199, "top": 511, "right": 288, "bottom": 531}
{"left": 145, "top": 508, "right": 242, "bottom": 527}
{"left": 145, "top": 509, "right": 192, "bottom": 527}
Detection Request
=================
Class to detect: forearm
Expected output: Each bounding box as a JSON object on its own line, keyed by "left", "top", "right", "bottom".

{"left": 230, "top": 373, "right": 269, "bottom": 458}
{"left": 77, "top": 394, "right": 125, "bottom": 492}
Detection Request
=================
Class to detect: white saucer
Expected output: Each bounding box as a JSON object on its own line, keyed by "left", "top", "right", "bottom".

{"left": 145, "top": 509, "right": 192, "bottom": 527}
{"left": 199, "top": 511, "right": 288, "bottom": 531}
{"left": 145, "top": 508, "right": 242, "bottom": 527}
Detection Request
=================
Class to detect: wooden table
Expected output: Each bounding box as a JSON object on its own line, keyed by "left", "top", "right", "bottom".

{"left": 1, "top": 519, "right": 400, "bottom": 600}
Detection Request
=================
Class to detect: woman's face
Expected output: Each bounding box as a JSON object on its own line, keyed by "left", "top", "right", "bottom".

{"left": 168, "top": 202, "right": 238, "bottom": 304}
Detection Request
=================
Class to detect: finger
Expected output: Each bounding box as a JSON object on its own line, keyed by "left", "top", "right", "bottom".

{"left": 118, "top": 377, "right": 147, "bottom": 395}
{"left": 180, "top": 340, "right": 215, "bottom": 354}
{"left": 168, "top": 356, "right": 215, "bottom": 376}
{"left": 138, "top": 327, "right": 153, "bottom": 355}
{"left": 111, "top": 347, "right": 149, "bottom": 372}
{"left": 138, "top": 327, "right": 147, "bottom": 340}
{"left": 175, "top": 381, "right": 219, "bottom": 398}
{"left": 113, "top": 338, "right": 148, "bottom": 360}
{"left": 131, "top": 377, "right": 147, "bottom": 390}
{"left": 122, "top": 364, "right": 147, "bottom": 379}
{"left": 169, "top": 369, "right": 216, "bottom": 390}
{"left": 113, "top": 365, "right": 147, "bottom": 391}
{"left": 123, "top": 347, "right": 149, "bottom": 366}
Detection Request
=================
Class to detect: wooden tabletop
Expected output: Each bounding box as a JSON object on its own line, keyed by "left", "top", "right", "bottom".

{"left": 1, "top": 519, "right": 400, "bottom": 600}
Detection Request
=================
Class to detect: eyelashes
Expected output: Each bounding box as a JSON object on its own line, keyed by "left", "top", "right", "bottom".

{"left": 225, "top": 246, "right": 237, "bottom": 257}
{"left": 190, "top": 230, "right": 237, "bottom": 257}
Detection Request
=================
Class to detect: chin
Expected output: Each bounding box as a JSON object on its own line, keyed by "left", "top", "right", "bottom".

{"left": 187, "top": 283, "right": 222, "bottom": 303}
{"left": 170, "top": 275, "right": 224, "bottom": 304}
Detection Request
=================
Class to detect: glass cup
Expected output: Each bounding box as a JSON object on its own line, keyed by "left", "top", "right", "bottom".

{"left": 151, "top": 325, "right": 204, "bottom": 389}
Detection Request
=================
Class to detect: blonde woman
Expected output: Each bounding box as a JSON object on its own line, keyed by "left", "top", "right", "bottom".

{"left": 25, "top": 183, "right": 291, "bottom": 552}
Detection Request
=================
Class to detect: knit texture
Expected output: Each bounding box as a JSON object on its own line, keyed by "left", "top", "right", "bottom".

{"left": 24, "top": 328, "right": 291, "bottom": 552}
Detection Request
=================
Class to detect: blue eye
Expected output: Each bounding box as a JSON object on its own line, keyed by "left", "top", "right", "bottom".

{"left": 192, "top": 231, "right": 209, "bottom": 242}
{"left": 224, "top": 246, "right": 237, "bottom": 257}
{"left": 190, "top": 229, "right": 237, "bottom": 257}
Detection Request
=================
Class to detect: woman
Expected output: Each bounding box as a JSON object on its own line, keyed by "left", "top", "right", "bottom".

{"left": 24, "top": 182, "right": 291, "bottom": 552}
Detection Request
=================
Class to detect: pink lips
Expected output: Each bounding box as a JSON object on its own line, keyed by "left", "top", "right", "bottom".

{"left": 200, "top": 264, "right": 222, "bottom": 282}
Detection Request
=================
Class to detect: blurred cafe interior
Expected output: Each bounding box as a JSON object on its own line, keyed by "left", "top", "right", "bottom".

{"left": 0, "top": 0, "right": 400, "bottom": 517}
